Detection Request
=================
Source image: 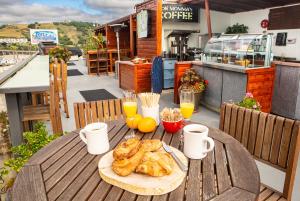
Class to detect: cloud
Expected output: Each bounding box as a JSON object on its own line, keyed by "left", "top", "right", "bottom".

{"left": 85, "top": 0, "right": 141, "bottom": 9}
{"left": 84, "top": 0, "right": 142, "bottom": 19}
{"left": 0, "top": 1, "right": 119, "bottom": 24}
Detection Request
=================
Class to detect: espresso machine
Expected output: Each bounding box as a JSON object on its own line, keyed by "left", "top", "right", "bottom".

{"left": 168, "top": 30, "right": 194, "bottom": 61}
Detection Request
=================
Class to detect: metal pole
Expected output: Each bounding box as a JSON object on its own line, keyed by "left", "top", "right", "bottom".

{"left": 115, "top": 31, "right": 120, "bottom": 79}
{"left": 116, "top": 31, "right": 120, "bottom": 61}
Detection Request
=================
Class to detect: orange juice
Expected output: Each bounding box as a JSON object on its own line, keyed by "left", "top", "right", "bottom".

{"left": 123, "top": 102, "right": 137, "bottom": 117}
{"left": 180, "top": 103, "right": 195, "bottom": 119}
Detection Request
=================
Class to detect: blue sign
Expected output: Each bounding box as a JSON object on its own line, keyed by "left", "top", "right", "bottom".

{"left": 30, "top": 29, "right": 58, "bottom": 44}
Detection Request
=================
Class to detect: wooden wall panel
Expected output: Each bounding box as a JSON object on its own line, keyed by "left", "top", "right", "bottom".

{"left": 136, "top": 0, "right": 162, "bottom": 60}
{"left": 246, "top": 67, "right": 275, "bottom": 113}
{"left": 174, "top": 62, "right": 192, "bottom": 104}
{"left": 269, "top": 5, "right": 300, "bottom": 30}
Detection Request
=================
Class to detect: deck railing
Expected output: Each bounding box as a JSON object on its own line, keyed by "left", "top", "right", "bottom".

{"left": 0, "top": 52, "right": 38, "bottom": 85}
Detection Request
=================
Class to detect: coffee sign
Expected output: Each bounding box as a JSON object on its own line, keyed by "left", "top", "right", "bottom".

{"left": 162, "top": 4, "right": 199, "bottom": 23}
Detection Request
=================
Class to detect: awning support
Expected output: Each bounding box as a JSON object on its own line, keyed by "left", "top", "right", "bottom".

{"left": 204, "top": 0, "right": 212, "bottom": 38}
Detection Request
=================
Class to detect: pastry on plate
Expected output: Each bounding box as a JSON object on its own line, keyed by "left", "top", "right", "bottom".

{"left": 113, "top": 138, "right": 141, "bottom": 160}
{"left": 112, "top": 148, "right": 145, "bottom": 176}
{"left": 136, "top": 151, "right": 174, "bottom": 177}
{"left": 140, "top": 139, "right": 162, "bottom": 152}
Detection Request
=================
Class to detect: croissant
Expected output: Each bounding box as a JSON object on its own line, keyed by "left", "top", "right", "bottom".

{"left": 136, "top": 151, "right": 174, "bottom": 177}
{"left": 112, "top": 148, "right": 145, "bottom": 176}
{"left": 113, "top": 138, "right": 141, "bottom": 160}
{"left": 140, "top": 139, "right": 162, "bottom": 152}
{"left": 112, "top": 139, "right": 174, "bottom": 177}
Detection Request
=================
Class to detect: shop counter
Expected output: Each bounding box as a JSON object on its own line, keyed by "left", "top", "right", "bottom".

{"left": 174, "top": 61, "right": 275, "bottom": 113}
{"left": 118, "top": 61, "right": 152, "bottom": 93}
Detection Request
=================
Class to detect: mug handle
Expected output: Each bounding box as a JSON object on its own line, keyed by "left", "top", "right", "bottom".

{"left": 203, "top": 137, "right": 215, "bottom": 154}
{"left": 79, "top": 129, "right": 88, "bottom": 144}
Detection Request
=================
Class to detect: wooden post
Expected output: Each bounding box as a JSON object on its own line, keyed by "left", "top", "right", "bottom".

{"left": 205, "top": 0, "right": 212, "bottom": 39}
{"left": 156, "top": 0, "right": 163, "bottom": 56}
{"left": 129, "top": 15, "right": 134, "bottom": 58}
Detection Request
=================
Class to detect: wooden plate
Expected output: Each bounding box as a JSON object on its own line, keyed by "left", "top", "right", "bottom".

{"left": 98, "top": 147, "right": 188, "bottom": 195}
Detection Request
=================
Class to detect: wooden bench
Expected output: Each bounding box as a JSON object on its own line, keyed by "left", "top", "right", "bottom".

{"left": 73, "top": 99, "right": 124, "bottom": 129}
{"left": 220, "top": 103, "right": 300, "bottom": 201}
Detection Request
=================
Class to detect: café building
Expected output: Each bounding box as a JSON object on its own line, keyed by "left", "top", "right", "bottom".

{"left": 95, "top": 0, "right": 300, "bottom": 117}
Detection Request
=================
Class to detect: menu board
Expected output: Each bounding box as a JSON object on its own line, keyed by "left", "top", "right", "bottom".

{"left": 163, "top": 4, "right": 199, "bottom": 23}
{"left": 137, "top": 10, "right": 150, "bottom": 38}
{"left": 30, "top": 29, "right": 59, "bottom": 44}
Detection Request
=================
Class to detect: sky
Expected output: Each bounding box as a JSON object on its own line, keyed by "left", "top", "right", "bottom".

{"left": 0, "top": 0, "right": 143, "bottom": 24}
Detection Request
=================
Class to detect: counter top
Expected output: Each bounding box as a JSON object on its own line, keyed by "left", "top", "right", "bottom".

{"left": 272, "top": 61, "right": 300, "bottom": 68}
{"left": 191, "top": 61, "right": 270, "bottom": 73}
{"left": 117, "top": 61, "right": 152, "bottom": 66}
{"left": 117, "top": 61, "right": 135, "bottom": 66}
{"left": 0, "top": 55, "right": 49, "bottom": 93}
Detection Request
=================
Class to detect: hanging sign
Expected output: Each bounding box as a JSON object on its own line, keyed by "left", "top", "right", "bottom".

{"left": 162, "top": 4, "right": 199, "bottom": 23}
{"left": 30, "top": 29, "right": 58, "bottom": 44}
{"left": 261, "top": 19, "right": 269, "bottom": 29}
{"left": 137, "top": 10, "right": 150, "bottom": 38}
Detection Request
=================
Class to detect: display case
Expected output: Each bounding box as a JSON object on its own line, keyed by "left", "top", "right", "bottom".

{"left": 203, "top": 33, "right": 273, "bottom": 68}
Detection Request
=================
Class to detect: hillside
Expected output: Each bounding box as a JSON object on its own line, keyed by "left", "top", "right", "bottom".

{"left": 0, "top": 21, "right": 95, "bottom": 46}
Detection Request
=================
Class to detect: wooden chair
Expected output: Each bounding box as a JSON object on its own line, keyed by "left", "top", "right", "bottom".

{"left": 73, "top": 99, "right": 124, "bottom": 129}
{"left": 220, "top": 103, "right": 300, "bottom": 201}
{"left": 22, "top": 63, "right": 63, "bottom": 134}
{"left": 50, "top": 59, "right": 69, "bottom": 118}
{"left": 96, "top": 49, "right": 108, "bottom": 75}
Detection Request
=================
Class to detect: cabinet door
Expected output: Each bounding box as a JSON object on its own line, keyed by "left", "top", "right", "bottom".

{"left": 163, "top": 60, "right": 176, "bottom": 69}
{"left": 163, "top": 69, "right": 174, "bottom": 79}
{"left": 222, "top": 71, "right": 247, "bottom": 104}
{"left": 164, "top": 79, "right": 174, "bottom": 89}
{"left": 203, "top": 67, "right": 223, "bottom": 109}
{"left": 272, "top": 66, "right": 300, "bottom": 119}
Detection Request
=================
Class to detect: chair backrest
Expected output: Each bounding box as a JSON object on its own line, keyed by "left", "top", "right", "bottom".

{"left": 50, "top": 59, "right": 67, "bottom": 82}
{"left": 219, "top": 103, "right": 300, "bottom": 200}
{"left": 73, "top": 99, "right": 124, "bottom": 129}
{"left": 49, "top": 62, "right": 63, "bottom": 134}
{"left": 31, "top": 91, "right": 49, "bottom": 106}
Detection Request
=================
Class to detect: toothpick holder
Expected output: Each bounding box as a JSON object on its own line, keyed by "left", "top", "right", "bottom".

{"left": 141, "top": 105, "right": 160, "bottom": 125}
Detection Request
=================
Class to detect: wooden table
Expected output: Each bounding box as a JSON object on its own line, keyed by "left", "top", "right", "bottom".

{"left": 12, "top": 120, "right": 260, "bottom": 201}
{"left": 0, "top": 55, "right": 49, "bottom": 146}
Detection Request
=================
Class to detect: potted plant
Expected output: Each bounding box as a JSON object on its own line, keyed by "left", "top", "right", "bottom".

{"left": 225, "top": 23, "right": 249, "bottom": 34}
{"left": 237, "top": 92, "right": 261, "bottom": 111}
{"left": 179, "top": 69, "right": 208, "bottom": 111}
{"left": 84, "top": 32, "right": 106, "bottom": 55}
{"left": 49, "top": 46, "right": 71, "bottom": 63}
{"left": 48, "top": 46, "right": 71, "bottom": 75}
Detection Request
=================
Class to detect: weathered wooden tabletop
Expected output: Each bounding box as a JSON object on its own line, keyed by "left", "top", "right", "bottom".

{"left": 12, "top": 120, "right": 260, "bottom": 201}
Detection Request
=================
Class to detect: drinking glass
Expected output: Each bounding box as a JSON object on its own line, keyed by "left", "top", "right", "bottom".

{"left": 123, "top": 90, "right": 137, "bottom": 138}
{"left": 180, "top": 89, "right": 195, "bottom": 121}
{"left": 123, "top": 91, "right": 137, "bottom": 118}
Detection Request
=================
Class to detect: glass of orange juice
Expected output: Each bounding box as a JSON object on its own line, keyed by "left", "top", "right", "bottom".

{"left": 123, "top": 91, "right": 137, "bottom": 118}
{"left": 180, "top": 89, "right": 195, "bottom": 120}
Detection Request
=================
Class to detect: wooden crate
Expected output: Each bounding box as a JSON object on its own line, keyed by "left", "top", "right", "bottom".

{"left": 119, "top": 62, "right": 152, "bottom": 93}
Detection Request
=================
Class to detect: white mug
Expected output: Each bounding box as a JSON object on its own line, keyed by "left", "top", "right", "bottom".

{"left": 79, "top": 123, "right": 110, "bottom": 155}
{"left": 183, "top": 124, "right": 215, "bottom": 159}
